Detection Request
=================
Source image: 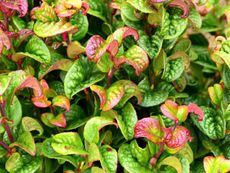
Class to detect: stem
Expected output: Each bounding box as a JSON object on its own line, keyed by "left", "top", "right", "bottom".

{"left": 0, "top": 140, "right": 11, "bottom": 154}
{"left": 0, "top": 102, "right": 14, "bottom": 143}
{"left": 3, "top": 14, "right": 8, "bottom": 30}
{"left": 150, "top": 143, "right": 164, "bottom": 167}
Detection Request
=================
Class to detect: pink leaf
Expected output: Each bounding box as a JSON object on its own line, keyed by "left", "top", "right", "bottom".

{"left": 52, "top": 96, "right": 70, "bottom": 112}
{"left": 0, "top": 0, "right": 28, "bottom": 17}
{"left": 112, "top": 27, "right": 139, "bottom": 45}
{"left": 188, "top": 103, "right": 204, "bottom": 121}
{"left": 90, "top": 85, "right": 106, "bottom": 109}
{"left": 149, "top": 0, "right": 167, "bottom": 3}
{"left": 169, "top": 0, "right": 189, "bottom": 18}
{"left": 0, "top": 28, "right": 11, "bottom": 53}
{"left": 49, "top": 113, "right": 67, "bottom": 128}
{"left": 164, "top": 126, "right": 192, "bottom": 153}
{"left": 134, "top": 117, "right": 164, "bottom": 144}
{"left": 106, "top": 40, "right": 119, "bottom": 61}
{"left": 32, "top": 95, "right": 51, "bottom": 108}
{"left": 85, "top": 35, "right": 105, "bottom": 62}
{"left": 81, "top": 1, "right": 89, "bottom": 15}
{"left": 160, "top": 100, "right": 179, "bottom": 122}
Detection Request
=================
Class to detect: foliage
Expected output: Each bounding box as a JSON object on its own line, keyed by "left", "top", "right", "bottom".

{"left": 0, "top": 0, "right": 229, "bottom": 172}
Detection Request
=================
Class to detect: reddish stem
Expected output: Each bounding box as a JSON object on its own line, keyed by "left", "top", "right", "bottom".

{"left": 0, "top": 140, "right": 12, "bottom": 154}
{"left": 150, "top": 143, "right": 164, "bottom": 167}
{"left": 0, "top": 102, "right": 14, "bottom": 143}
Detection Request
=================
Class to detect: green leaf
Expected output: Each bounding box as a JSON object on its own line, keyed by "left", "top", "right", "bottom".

{"left": 5, "top": 152, "right": 42, "bottom": 173}
{"left": 12, "top": 36, "right": 51, "bottom": 64}
{"left": 120, "top": 2, "right": 142, "bottom": 22}
{"left": 33, "top": 20, "right": 76, "bottom": 38}
{"left": 83, "top": 114, "right": 117, "bottom": 143}
{"left": 158, "top": 156, "right": 182, "bottom": 173}
{"left": 12, "top": 16, "right": 26, "bottom": 30}
{"left": 204, "top": 156, "right": 230, "bottom": 173}
{"left": 99, "top": 145, "right": 117, "bottom": 173}
{"left": 38, "top": 52, "right": 73, "bottom": 79}
{"left": 64, "top": 58, "right": 105, "bottom": 98}
{"left": 116, "top": 103, "right": 137, "bottom": 140}
{"left": 138, "top": 31, "right": 163, "bottom": 59}
{"left": 5, "top": 96, "right": 22, "bottom": 126}
{"left": 114, "top": 45, "right": 149, "bottom": 76}
{"left": 70, "top": 12, "right": 89, "bottom": 40}
{"left": 103, "top": 80, "right": 142, "bottom": 111}
{"left": 118, "top": 142, "right": 154, "bottom": 173}
{"left": 161, "top": 10, "right": 188, "bottom": 40}
{"left": 21, "top": 117, "right": 43, "bottom": 136}
{"left": 223, "top": 65, "right": 230, "bottom": 89}
{"left": 176, "top": 143, "right": 194, "bottom": 164}
{"left": 65, "top": 103, "right": 89, "bottom": 130}
{"left": 67, "top": 41, "right": 85, "bottom": 59}
{"left": 0, "top": 74, "right": 11, "bottom": 95}
{"left": 127, "top": 0, "right": 155, "bottom": 13}
{"left": 162, "top": 58, "right": 185, "bottom": 82}
{"left": 85, "top": 0, "right": 107, "bottom": 21}
{"left": 88, "top": 143, "right": 100, "bottom": 163}
{"left": 191, "top": 107, "right": 225, "bottom": 140}
{"left": 188, "top": 8, "right": 202, "bottom": 29}
{"left": 42, "top": 138, "right": 84, "bottom": 167}
{"left": 51, "top": 132, "right": 87, "bottom": 155}
{"left": 10, "top": 130, "right": 36, "bottom": 156}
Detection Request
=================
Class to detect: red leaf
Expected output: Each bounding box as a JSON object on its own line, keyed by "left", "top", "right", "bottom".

{"left": 106, "top": 40, "right": 119, "bottom": 61}
{"left": 32, "top": 95, "right": 51, "bottom": 108}
{"left": 188, "top": 103, "right": 204, "bottom": 121}
{"left": 164, "top": 126, "right": 192, "bottom": 153}
{"left": 169, "top": 0, "right": 189, "bottom": 18}
{"left": 0, "top": 28, "right": 11, "bottom": 53}
{"left": 134, "top": 117, "right": 164, "bottom": 144}
{"left": 149, "top": 0, "right": 167, "bottom": 3}
{"left": 81, "top": 1, "right": 89, "bottom": 15}
{"left": 112, "top": 27, "right": 139, "bottom": 44}
{"left": 52, "top": 96, "right": 70, "bottom": 112}
{"left": 160, "top": 100, "right": 179, "bottom": 122}
{"left": 86, "top": 35, "right": 105, "bottom": 62}
{"left": 0, "top": 0, "right": 28, "bottom": 17}
{"left": 49, "top": 113, "right": 67, "bottom": 128}
{"left": 90, "top": 85, "right": 106, "bottom": 109}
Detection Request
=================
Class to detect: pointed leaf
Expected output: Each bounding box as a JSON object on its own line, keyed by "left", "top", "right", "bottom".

{"left": 33, "top": 20, "right": 76, "bottom": 38}
{"left": 208, "top": 83, "right": 224, "bottom": 105}
{"left": 116, "top": 103, "right": 137, "bottom": 140}
{"left": 12, "top": 36, "right": 51, "bottom": 64}
{"left": 83, "top": 114, "right": 117, "bottom": 143}
{"left": 134, "top": 117, "right": 164, "bottom": 144}
{"left": 64, "top": 59, "right": 105, "bottom": 98}
{"left": 21, "top": 117, "right": 43, "bottom": 136}
{"left": 51, "top": 132, "right": 87, "bottom": 155}
{"left": 99, "top": 145, "right": 118, "bottom": 173}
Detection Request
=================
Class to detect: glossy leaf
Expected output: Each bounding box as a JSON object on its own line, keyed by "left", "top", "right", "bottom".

{"left": 51, "top": 132, "right": 87, "bottom": 155}
{"left": 0, "top": 28, "right": 10, "bottom": 54}
{"left": 52, "top": 95, "right": 70, "bottom": 112}
{"left": 158, "top": 156, "right": 182, "bottom": 173}
{"left": 191, "top": 107, "right": 225, "bottom": 140}
{"left": 33, "top": 20, "right": 76, "bottom": 38}
{"left": 116, "top": 103, "right": 137, "bottom": 140}
{"left": 12, "top": 35, "right": 51, "bottom": 64}
{"left": 99, "top": 145, "right": 118, "bottom": 173}
{"left": 134, "top": 117, "right": 164, "bottom": 144}
{"left": 42, "top": 138, "right": 84, "bottom": 167}
{"left": 102, "top": 80, "right": 142, "bottom": 111}
{"left": 33, "top": 2, "right": 57, "bottom": 22}
{"left": 114, "top": 45, "right": 149, "bottom": 76}
{"left": 137, "top": 31, "right": 163, "bottom": 59}
{"left": 164, "top": 126, "right": 192, "bottom": 154}
{"left": 10, "top": 130, "right": 36, "bottom": 156}
{"left": 208, "top": 83, "right": 224, "bottom": 105}
{"left": 127, "top": 0, "right": 155, "bottom": 13}
{"left": 90, "top": 85, "right": 106, "bottom": 109}
{"left": 83, "top": 114, "right": 117, "bottom": 143}
{"left": 21, "top": 117, "right": 43, "bottom": 136}
{"left": 67, "top": 41, "right": 85, "bottom": 59}
{"left": 85, "top": 0, "right": 107, "bottom": 21}
{"left": 0, "top": 74, "right": 11, "bottom": 95}
{"left": 5, "top": 152, "right": 41, "bottom": 173}
{"left": 188, "top": 8, "right": 202, "bottom": 28}
{"left": 204, "top": 156, "right": 230, "bottom": 173}
{"left": 64, "top": 58, "right": 105, "bottom": 98}
{"left": 118, "top": 143, "right": 154, "bottom": 173}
